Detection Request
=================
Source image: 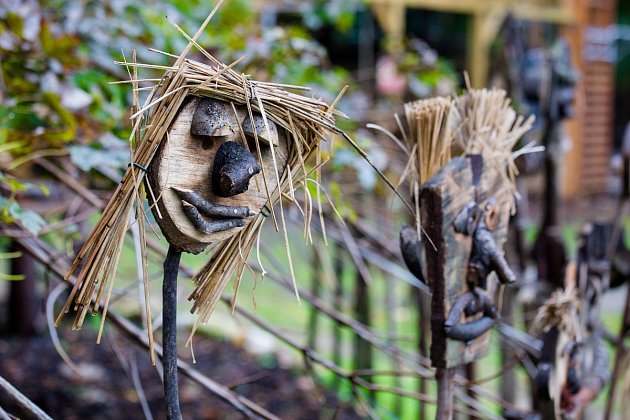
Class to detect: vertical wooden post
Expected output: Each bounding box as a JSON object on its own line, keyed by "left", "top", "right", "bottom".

{"left": 358, "top": 9, "right": 376, "bottom": 103}
{"left": 354, "top": 268, "right": 373, "bottom": 395}
{"left": 416, "top": 156, "right": 512, "bottom": 417}
{"left": 499, "top": 287, "right": 517, "bottom": 408}
{"left": 468, "top": 9, "right": 507, "bottom": 88}
{"left": 370, "top": 1, "right": 406, "bottom": 52}
{"left": 307, "top": 245, "right": 322, "bottom": 350}
{"left": 436, "top": 367, "right": 455, "bottom": 420}
{"left": 416, "top": 290, "right": 430, "bottom": 420}
{"left": 331, "top": 243, "right": 345, "bottom": 391}
{"left": 465, "top": 362, "right": 477, "bottom": 420}
{"left": 7, "top": 241, "right": 39, "bottom": 335}
{"left": 604, "top": 285, "right": 630, "bottom": 419}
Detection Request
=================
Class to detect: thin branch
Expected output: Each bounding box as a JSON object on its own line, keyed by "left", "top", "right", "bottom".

{"left": 0, "top": 375, "right": 52, "bottom": 420}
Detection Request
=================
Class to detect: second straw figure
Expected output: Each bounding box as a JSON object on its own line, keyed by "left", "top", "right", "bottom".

{"left": 398, "top": 89, "right": 534, "bottom": 419}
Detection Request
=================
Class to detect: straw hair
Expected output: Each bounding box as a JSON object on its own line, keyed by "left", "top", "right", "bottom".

{"left": 399, "top": 87, "right": 536, "bottom": 206}
{"left": 451, "top": 88, "right": 536, "bottom": 204}
{"left": 532, "top": 262, "right": 581, "bottom": 337}
{"left": 403, "top": 97, "right": 455, "bottom": 186}
{"left": 55, "top": 6, "right": 377, "bottom": 352}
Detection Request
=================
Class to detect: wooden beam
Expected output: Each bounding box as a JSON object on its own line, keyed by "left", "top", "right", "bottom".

{"left": 371, "top": 0, "right": 406, "bottom": 51}
{"left": 367, "top": 0, "right": 575, "bottom": 89}
{"left": 368, "top": 0, "right": 484, "bottom": 15}
{"left": 559, "top": 0, "right": 586, "bottom": 197}
{"left": 468, "top": 8, "right": 508, "bottom": 87}
{"left": 367, "top": 0, "right": 575, "bottom": 24}
{"left": 513, "top": 3, "right": 576, "bottom": 25}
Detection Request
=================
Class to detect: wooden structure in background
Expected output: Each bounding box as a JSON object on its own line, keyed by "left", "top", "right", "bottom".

{"left": 562, "top": 0, "right": 618, "bottom": 196}
{"left": 367, "top": 0, "right": 618, "bottom": 197}
{"left": 254, "top": 0, "right": 617, "bottom": 197}
{"left": 366, "top": 0, "right": 575, "bottom": 87}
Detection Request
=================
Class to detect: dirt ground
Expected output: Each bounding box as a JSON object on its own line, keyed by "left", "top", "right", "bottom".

{"left": 0, "top": 325, "right": 359, "bottom": 419}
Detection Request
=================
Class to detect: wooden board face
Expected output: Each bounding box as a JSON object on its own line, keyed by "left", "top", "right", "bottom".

{"left": 147, "top": 96, "right": 289, "bottom": 253}
{"left": 422, "top": 156, "right": 511, "bottom": 368}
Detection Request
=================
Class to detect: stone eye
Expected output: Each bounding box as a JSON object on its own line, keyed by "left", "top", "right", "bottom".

{"left": 242, "top": 113, "right": 278, "bottom": 147}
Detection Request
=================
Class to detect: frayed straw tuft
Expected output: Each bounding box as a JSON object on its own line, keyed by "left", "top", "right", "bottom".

{"left": 398, "top": 87, "right": 536, "bottom": 212}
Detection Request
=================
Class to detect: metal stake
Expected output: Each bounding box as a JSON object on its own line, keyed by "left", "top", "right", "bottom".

{"left": 163, "top": 245, "right": 182, "bottom": 420}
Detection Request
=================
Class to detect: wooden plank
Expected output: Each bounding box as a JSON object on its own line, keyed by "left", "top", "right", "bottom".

{"left": 581, "top": 160, "right": 611, "bottom": 170}
{"left": 583, "top": 137, "right": 612, "bottom": 146}
{"left": 582, "top": 143, "right": 611, "bottom": 152}
{"left": 581, "top": 167, "right": 611, "bottom": 177}
{"left": 583, "top": 135, "right": 612, "bottom": 144}
{"left": 584, "top": 110, "right": 613, "bottom": 119}
{"left": 369, "top": 0, "right": 576, "bottom": 23}
{"left": 582, "top": 149, "right": 612, "bottom": 158}
{"left": 147, "top": 96, "right": 288, "bottom": 253}
{"left": 584, "top": 84, "right": 614, "bottom": 94}
{"left": 586, "top": 148, "right": 610, "bottom": 159}
{"left": 584, "top": 74, "right": 614, "bottom": 82}
{"left": 584, "top": 117, "right": 613, "bottom": 128}
{"left": 583, "top": 121, "right": 613, "bottom": 130}
{"left": 581, "top": 177, "right": 609, "bottom": 186}
{"left": 584, "top": 101, "right": 613, "bottom": 109}
{"left": 422, "top": 155, "right": 511, "bottom": 368}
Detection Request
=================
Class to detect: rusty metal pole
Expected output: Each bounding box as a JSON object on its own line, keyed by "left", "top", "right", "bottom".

{"left": 436, "top": 367, "right": 455, "bottom": 420}
{"left": 162, "top": 245, "right": 182, "bottom": 420}
{"left": 417, "top": 291, "right": 430, "bottom": 420}
{"left": 604, "top": 285, "right": 630, "bottom": 419}
{"left": 465, "top": 362, "right": 477, "bottom": 420}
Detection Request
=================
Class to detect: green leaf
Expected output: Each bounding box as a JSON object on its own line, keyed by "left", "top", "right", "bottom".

{"left": 17, "top": 208, "right": 47, "bottom": 234}
{"left": 0, "top": 196, "right": 47, "bottom": 233}
{"left": 0, "top": 251, "right": 22, "bottom": 259}
{"left": 38, "top": 183, "right": 50, "bottom": 197}
{"left": 68, "top": 143, "right": 129, "bottom": 173}
{"left": 0, "top": 273, "right": 25, "bottom": 281}
{"left": 0, "top": 140, "right": 29, "bottom": 154}
{"left": 5, "top": 177, "right": 29, "bottom": 192}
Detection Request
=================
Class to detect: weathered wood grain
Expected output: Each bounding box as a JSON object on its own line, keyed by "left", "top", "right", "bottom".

{"left": 421, "top": 155, "right": 512, "bottom": 368}
{"left": 147, "top": 96, "right": 289, "bottom": 253}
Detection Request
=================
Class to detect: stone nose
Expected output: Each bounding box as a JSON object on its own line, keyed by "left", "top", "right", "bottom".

{"left": 212, "top": 141, "right": 261, "bottom": 197}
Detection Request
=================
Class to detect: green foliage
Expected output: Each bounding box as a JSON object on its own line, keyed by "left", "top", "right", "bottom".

{"left": 0, "top": 3, "right": 83, "bottom": 150}
{"left": 0, "top": 170, "right": 48, "bottom": 235}
{"left": 241, "top": 25, "right": 350, "bottom": 97}
{"left": 0, "top": 0, "right": 363, "bottom": 236}
{"left": 400, "top": 39, "right": 459, "bottom": 98}
{"left": 302, "top": 0, "right": 363, "bottom": 33}
{"left": 68, "top": 134, "right": 130, "bottom": 173}
{"left": 0, "top": 195, "right": 47, "bottom": 234}
{"left": 0, "top": 252, "right": 25, "bottom": 281}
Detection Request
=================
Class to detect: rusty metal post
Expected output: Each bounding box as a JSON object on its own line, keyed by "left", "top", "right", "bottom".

{"left": 162, "top": 245, "right": 182, "bottom": 420}
{"left": 436, "top": 367, "right": 455, "bottom": 420}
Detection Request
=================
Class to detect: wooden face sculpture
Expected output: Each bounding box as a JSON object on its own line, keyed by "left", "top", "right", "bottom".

{"left": 148, "top": 96, "right": 289, "bottom": 254}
